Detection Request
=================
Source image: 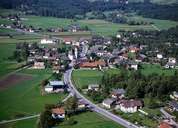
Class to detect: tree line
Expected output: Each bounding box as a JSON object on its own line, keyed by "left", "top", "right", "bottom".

{"left": 0, "top": 0, "right": 178, "bottom": 21}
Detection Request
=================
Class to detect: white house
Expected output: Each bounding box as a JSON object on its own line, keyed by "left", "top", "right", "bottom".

{"left": 169, "top": 57, "right": 176, "bottom": 64}
{"left": 40, "top": 39, "right": 55, "bottom": 44}
{"left": 111, "top": 88, "right": 125, "bottom": 99}
{"left": 33, "top": 62, "right": 45, "bottom": 69}
{"left": 157, "top": 54, "right": 163, "bottom": 59}
{"left": 88, "top": 84, "right": 99, "bottom": 91}
{"left": 51, "top": 107, "right": 65, "bottom": 119}
{"left": 170, "top": 91, "right": 178, "bottom": 101}
{"left": 102, "top": 98, "right": 116, "bottom": 109}
{"left": 116, "top": 99, "right": 143, "bottom": 113}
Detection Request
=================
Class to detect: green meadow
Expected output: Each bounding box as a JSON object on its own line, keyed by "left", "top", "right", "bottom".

{"left": 0, "top": 69, "right": 67, "bottom": 121}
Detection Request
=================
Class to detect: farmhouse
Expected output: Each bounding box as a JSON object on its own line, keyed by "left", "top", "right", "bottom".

{"left": 111, "top": 88, "right": 125, "bottom": 99}
{"left": 40, "top": 38, "right": 55, "bottom": 44}
{"left": 116, "top": 99, "right": 143, "bottom": 113}
{"left": 88, "top": 84, "right": 99, "bottom": 91}
{"left": 79, "top": 60, "right": 106, "bottom": 69}
{"left": 33, "top": 61, "right": 45, "bottom": 69}
{"left": 77, "top": 99, "right": 88, "bottom": 109}
{"left": 51, "top": 107, "right": 65, "bottom": 119}
{"left": 129, "top": 47, "right": 140, "bottom": 53}
{"left": 127, "top": 61, "right": 138, "bottom": 70}
{"left": 168, "top": 101, "right": 178, "bottom": 112}
{"left": 102, "top": 98, "right": 116, "bottom": 109}
{"left": 45, "top": 80, "right": 65, "bottom": 93}
{"left": 170, "top": 91, "right": 178, "bottom": 101}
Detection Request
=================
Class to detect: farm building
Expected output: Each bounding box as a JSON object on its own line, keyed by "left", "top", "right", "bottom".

{"left": 45, "top": 80, "right": 65, "bottom": 93}
{"left": 51, "top": 107, "right": 65, "bottom": 119}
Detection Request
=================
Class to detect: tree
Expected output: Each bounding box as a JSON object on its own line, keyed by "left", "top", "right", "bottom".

{"left": 64, "top": 95, "right": 78, "bottom": 111}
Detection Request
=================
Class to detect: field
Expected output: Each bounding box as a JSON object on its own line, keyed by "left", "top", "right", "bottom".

{"left": 72, "top": 64, "right": 176, "bottom": 89}
{"left": 141, "top": 64, "right": 176, "bottom": 76}
{"left": 59, "top": 112, "right": 123, "bottom": 128}
{"left": 127, "top": 15, "right": 178, "bottom": 30}
{"left": 22, "top": 15, "right": 73, "bottom": 29}
{"left": 0, "top": 69, "right": 67, "bottom": 128}
{"left": 0, "top": 74, "right": 32, "bottom": 90}
{"left": 72, "top": 69, "right": 103, "bottom": 89}
{"left": 128, "top": 0, "right": 178, "bottom": 4}
{"left": 79, "top": 19, "right": 154, "bottom": 36}
{"left": 19, "top": 15, "right": 178, "bottom": 36}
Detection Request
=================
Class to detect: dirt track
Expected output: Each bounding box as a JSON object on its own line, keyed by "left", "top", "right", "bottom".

{"left": 0, "top": 74, "right": 32, "bottom": 90}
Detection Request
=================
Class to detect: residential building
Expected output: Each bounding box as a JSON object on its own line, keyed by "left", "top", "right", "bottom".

{"left": 79, "top": 60, "right": 106, "bottom": 69}
{"left": 168, "top": 101, "right": 178, "bottom": 112}
{"left": 88, "top": 84, "right": 100, "bottom": 91}
{"left": 116, "top": 99, "right": 143, "bottom": 113}
{"left": 51, "top": 107, "right": 65, "bottom": 119}
{"left": 45, "top": 81, "right": 65, "bottom": 93}
{"left": 111, "top": 88, "right": 125, "bottom": 99}
{"left": 33, "top": 62, "right": 45, "bottom": 69}
{"left": 102, "top": 98, "right": 116, "bottom": 109}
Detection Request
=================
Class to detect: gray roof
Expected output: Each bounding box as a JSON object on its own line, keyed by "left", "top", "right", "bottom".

{"left": 169, "top": 101, "right": 178, "bottom": 110}
{"left": 49, "top": 81, "right": 64, "bottom": 86}
{"left": 103, "top": 98, "right": 115, "bottom": 105}
{"left": 112, "top": 88, "right": 125, "bottom": 95}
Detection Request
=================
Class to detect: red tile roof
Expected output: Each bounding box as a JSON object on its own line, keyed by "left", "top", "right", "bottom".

{"left": 159, "top": 122, "right": 172, "bottom": 128}
{"left": 79, "top": 60, "right": 106, "bottom": 68}
{"left": 52, "top": 107, "right": 65, "bottom": 115}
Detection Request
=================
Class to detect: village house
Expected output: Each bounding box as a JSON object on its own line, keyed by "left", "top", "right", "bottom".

{"left": 51, "top": 107, "right": 65, "bottom": 119}
{"left": 77, "top": 99, "right": 88, "bottom": 109}
{"left": 170, "top": 91, "right": 178, "bottom": 101}
{"left": 45, "top": 80, "right": 65, "bottom": 93}
{"left": 79, "top": 60, "right": 106, "bottom": 69}
{"left": 157, "top": 54, "right": 163, "bottom": 59}
{"left": 159, "top": 120, "right": 175, "bottom": 128}
{"left": 102, "top": 98, "right": 116, "bottom": 109}
{"left": 116, "top": 99, "right": 143, "bottom": 113}
{"left": 168, "top": 101, "right": 178, "bottom": 112}
{"left": 33, "top": 61, "right": 45, "bottom": 69}
{"left": 129, "top": 47, "right": 140, "bottom": 53}
{"left": 40, "top": 38, "right": 55, "bottom": 44}
{"left": 88, "top": 84, "right": 100, "bottom": 91}
{"left": 111, "top": 88, "right": 125, "bottom": 99}
{"left": 127, "top": 61, "right": 138, "bottom": 70}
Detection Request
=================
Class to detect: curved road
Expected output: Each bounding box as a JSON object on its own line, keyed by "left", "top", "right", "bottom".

{"left": 64, "top": 68, "right": 139, "bottom": 128}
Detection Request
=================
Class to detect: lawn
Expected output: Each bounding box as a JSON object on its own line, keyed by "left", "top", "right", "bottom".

{"left": 0, "top": 43, "right": 21, "bottom": 77}
{"left": 127, "top": 15, "right": 178, "bottom": 30}
{"left": 79, "top": 19, "right": 154, "bottom": 36}
{"left": 22, "top": 15, "right": 73, "bottom": 29}
{"left": 0, "top": 118, "right": 38, "bottom": 128}
{"left": 0, "top": 69, "right": 67, "bottom": 121}
{"left": 59, "top": 112, "right": 123, "bottom": 128}
{"left": 72, "top": 69, "right": 103, "bottom": 89}
{"left": 116, "top": 110, "right": 158, "bottom": 128}
{"left": 141, "top": 64, "right": 176, "bottom": 76}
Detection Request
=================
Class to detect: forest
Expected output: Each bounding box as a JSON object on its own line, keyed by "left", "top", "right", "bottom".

{"left": 0, "top": 0, "right": 178, "bottom": 21}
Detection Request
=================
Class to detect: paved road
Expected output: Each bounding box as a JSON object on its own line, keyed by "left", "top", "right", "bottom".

{"left": 64, "top": 68, "right": 139, "bottom": 128}
{"left": 0, "top": 114, "right": 40, "bottom": 125}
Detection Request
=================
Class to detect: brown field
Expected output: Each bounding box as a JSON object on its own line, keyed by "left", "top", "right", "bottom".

{"left": 0, "top": 73, "right": 32, "bottom": 90}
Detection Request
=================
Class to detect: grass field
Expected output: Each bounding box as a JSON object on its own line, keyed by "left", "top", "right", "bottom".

{"left": 59, "top": 112, "right": 123, "bottom": 128}
{"left": 72, "top": 69, "right": 103, "bottom": 89}
{"left": 141, "top": 64, "right": 176, "bottom": 76}
{"left": 127, "top": 15, "right": 178, "bottom": 30}
{"left": 0, "top": 43, "right": 20, "bottom": 77}
{"left": 79, "top": 19, "right": 154, "bottom": 36}
{"left": 72, "top": 64, "right": 176, "bottom": 89}
{"left": 0, "top": 69, "right": 67, "bottom": 121}
{"left": 22, "top": 15, "right": 73, "bottom": 29}
{"left": 20, "top": 15, "right": 178, "bottom": 36}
